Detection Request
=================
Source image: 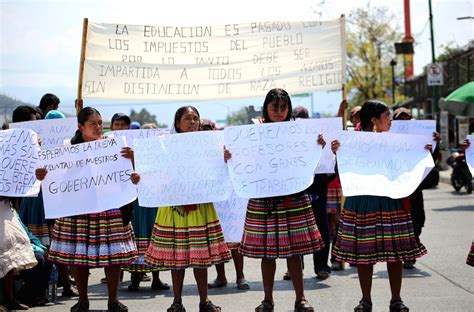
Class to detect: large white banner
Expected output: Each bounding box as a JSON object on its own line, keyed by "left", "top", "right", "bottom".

{"left": 337, "top": 131, "right": 435, "bottom": 199}
{"left": 11, "top": 118, "right": 77, "bottom": 149}
{"left": 214, "top": 192, "right": 248, "bottom": 243}
{"left": 466, "top": 135, "right": 474, "bottom": 175}
{"left": 224, "top": 119, "right": 324, "bottom": 198}
{"left": 39, "top": 137, "right": 137, "bottom": 218}
{"left": 134, "top": 131, "right": 233, "bottom": 207}
{"left": 83, "top": 18, "right": 346, "bottom": 100}
{"left": 0, "top": 128, "right": 41, "bottom": 197}
{"left": 390, "top": 120, "right": 437, "bottom": 149}
{"left": 106, "top": 128, "right": 170, "bottom": 146}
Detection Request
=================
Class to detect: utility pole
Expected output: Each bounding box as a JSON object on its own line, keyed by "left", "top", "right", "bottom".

{"left": 403, "top": 0, "right": 414, "bottom": 80}
{"left": 390, "top": 59, "right": 397, "bottom": 104}
{"left": 429, "top": 0, "right": 439, "bottom": 117}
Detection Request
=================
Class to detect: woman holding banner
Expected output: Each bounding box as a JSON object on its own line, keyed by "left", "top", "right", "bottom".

{"left": 35, "top": 107, "right": 140, "bottom": 312}
{"left": 331, "top": 100, "right": 428, "bottom": 312}
{"left": 233, "top": 88, "right": 325, "bottom": 312}
{"left": 144, "top": 106, "right": 231, "bottom": 312}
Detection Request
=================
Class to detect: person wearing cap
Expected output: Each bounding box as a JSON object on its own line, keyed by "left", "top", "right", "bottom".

{"left": 393, "top": 107, "right": 412, "bottom": 120}
{"left": 202, "top": 118, "right": 249, "bottom": 291}
{"left": 393, "top": 107, "right": 440, "bottom": 270}
{"left": 45, "top": 110, "right": 66, "bottom": 119}
{"left": 280, "top": 106, "right": 332, "bottom": 281}
{"left": 110, "top": 113, "right": 131, "bottom": 131}
{"left": 130, "top": 121, "right": 141, "bottom": 130}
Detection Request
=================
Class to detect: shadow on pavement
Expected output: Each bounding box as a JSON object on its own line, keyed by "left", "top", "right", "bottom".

{"left": 432, "top": 205, "right": 474, "bottom": 212}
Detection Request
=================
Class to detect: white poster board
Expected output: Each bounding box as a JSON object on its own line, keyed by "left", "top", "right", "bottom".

{"left": 0, "top": 128, "right": 41, "bottom": 197}
{"left": 11, "top": 118, "right": 77, "bottom": 149}
{"left": 223, "top": 119, "right": 324, "bottom": 198}
{"left": 466, "top": 135, "right": 474, "bottom": 176}
{"left": 83, "top": 18, "right": 346, "bottom": 100}
{"left": 106, "top": 128, "right": 170, "bottom": 146}
{"left": 337, "top": 131, "right": 435, "bottom": 199}
{"left": 313, "top": 117, "right": 343, "bottom": 174}
{"left": 214, "top": 192, "right": 248, "bottom": 243}
{"left": 134, "top": 131, "right": 233, "bottom": 207}
{"left": 39, "top": 137, "right": 137, "bottom": 218}
{"left": 390, "top": 119, "right": 437, "bottom": 149}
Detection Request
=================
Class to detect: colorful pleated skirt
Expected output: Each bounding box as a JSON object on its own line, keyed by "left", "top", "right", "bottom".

{"left": 327, "top": 188, "right": 342, "bottom": 215}
{"left": 239, "top": 194, "right": 324, "bottom": 259}
{"left": 19, "top": 192, "right": 54, "bottom": 246}
{"left": 332, "top": 195, "right": 427, "bottom": 264}
{"left": 47, "top": 208, "right": 138, "bottom": 267}
{"left": 327, "top": 176, "right": 342, "bottom": 215}
{"left": 145, "top": 203, "right": 231, "bottom": 269}
{"left": 124, "top": 200, "right": 159, "bottom": 273}
{"left": 467, "top": 241, "right": 474, "bottom": 267}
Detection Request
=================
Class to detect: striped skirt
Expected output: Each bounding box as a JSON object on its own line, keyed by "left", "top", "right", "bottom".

{"left": 145, "top": 203, "right": 231, "bottom": 270}
{"left": 47, "top": 208, "right": 138, "bottom": 267}
{"left": 467, "top": 241, "right": 474, "bottom": 267}
{"left": 19, "top": 192, "right": 54, "bottom": 246}
{"left": 124, "top": 200, "right": 159, "bottom": 273}
{"left": 332, "top": 195, "right": 427, "bottom": 264}
{"left": 327, "top": 188, "right": 342, "bottom": 215}
{"left": 239, "top": 194, "right": 324, "bottom": 259}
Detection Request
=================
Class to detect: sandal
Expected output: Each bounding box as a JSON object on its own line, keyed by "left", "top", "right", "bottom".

{"left": 6, "top": 300, "right": 29, "bottom": 310}
{"left": 294, "top": 299, "right": 314, "bottom": 312}
{"left": 108, "top": 301, "right": 128, "bottom": 312}
{"left": 151, "top": 279, "right": 170, "bottom": 290}
{"left": 62, "top": 286, "right": 79, "bottom": 297}
{"left": 140, "top": 273, "right": 152, "bottom": 282}
{"left": 128, "top": 283, "right": 140, "bottom": 292}
{"left": 255, "top": 300, "right": 274, "bottom": 312}
{"left": 236, "top": 278, "right": 250, "bottom": 290}
{"left": 389, "top": 299, "right": 409, "bottom": 312}
{"left": 208, "top": 279, "right": 228, "bottom": 289}
{"left": 354, "top": 299, "right": 372, "bottom": 312}
{"left": 199, "top": 300, "right": 221, "bottom": 312}
{"left": 70, "top": 300, "right": 90, "bottom": 312}
{"left": 167, "top": 302, "right": 186, "bottom": 312}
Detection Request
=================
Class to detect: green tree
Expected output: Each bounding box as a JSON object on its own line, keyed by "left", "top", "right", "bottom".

{"left": 226, "top": 107, "right": 251, "bottom": 126}
{"left": 129, "top": 108, "right": 167, "bottom": 128}
{"left": 346, "top": 4, "right": 403, "bottom": 106}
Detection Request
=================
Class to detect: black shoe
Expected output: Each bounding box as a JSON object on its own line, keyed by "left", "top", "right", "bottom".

{"left": 316, "top": 270, "right": 330, "bottom": 280}
{"left": 108, "top": 301, "right": 128, "bottom": 312}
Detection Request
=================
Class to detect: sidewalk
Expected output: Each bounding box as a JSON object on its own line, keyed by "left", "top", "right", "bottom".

{"left": 438, "top": 167, "right": 452, "bottom": 185}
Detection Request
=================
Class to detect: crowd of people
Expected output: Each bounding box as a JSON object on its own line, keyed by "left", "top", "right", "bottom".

{"left": 1, "top": 89, "right": 472, "bottom": 312}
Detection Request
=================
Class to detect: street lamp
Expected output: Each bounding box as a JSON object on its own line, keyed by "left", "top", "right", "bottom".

{"left": 390, "top": 59, "right": 397, "bottom": 104}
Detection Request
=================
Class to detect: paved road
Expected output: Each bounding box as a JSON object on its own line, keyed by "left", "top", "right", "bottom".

{"left": 32, "top": 183, "right": 473, "bottom": 311}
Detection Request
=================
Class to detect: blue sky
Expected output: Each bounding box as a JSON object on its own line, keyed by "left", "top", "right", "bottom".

{"left": 1, "top": 0, "right": 472, "bottom": 126}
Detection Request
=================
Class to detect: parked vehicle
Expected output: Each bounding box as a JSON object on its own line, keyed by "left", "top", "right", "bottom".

{"left": 446, "top": 149, "right": 473, "bottom": 194}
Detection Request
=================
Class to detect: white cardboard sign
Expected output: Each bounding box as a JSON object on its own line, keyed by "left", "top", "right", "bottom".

{"left": 134, "top": 131, "right": 233, "bottom": 207}
{"left": 336, "top": 131, "right": 435, "bottom": 199}
{"left": 11, "top": 118, "right": 78, "bottom": 149}
{"left": 39, "top": 137, "right": 137, "bottom": 218}
{"left": 214, "top": 192, "right": 248, "bottom": 243}
{"left": 224, "top": 119, "right": 324, "bottom": 198}
{"left": 0, "top": 128, "right": 41, "bottom": 197}
{"left": 466, "top": 135, "right": 474, "bottom": 176}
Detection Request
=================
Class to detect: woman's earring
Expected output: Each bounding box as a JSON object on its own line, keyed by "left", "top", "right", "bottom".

{"left": 373, "top": 123, "right": 378, "bottom": 132}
